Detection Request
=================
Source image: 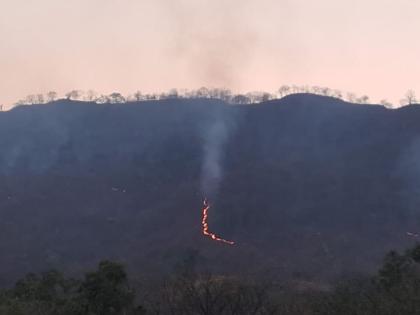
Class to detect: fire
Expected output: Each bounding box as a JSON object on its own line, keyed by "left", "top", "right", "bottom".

{"left": 201, "top": 198, "right": 234, "bottom": 245}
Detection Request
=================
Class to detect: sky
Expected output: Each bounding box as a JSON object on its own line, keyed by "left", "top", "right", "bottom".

{"left": 0, "top": 0, "right": 419, "bottom": 108}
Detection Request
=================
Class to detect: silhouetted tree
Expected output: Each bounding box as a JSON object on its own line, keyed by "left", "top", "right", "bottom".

{"left": 167, "top": 88, "right": 179, "bottom": 99}
{"left": 155, "top": 273, "right": 276, "bottom": 315}
{"left": 218, "top": 89, "right": 233, "bottom": 102}
{"left": 108, "top": 92, "right": 126, "bottom": 104}
{"left": 133, "top": 91, "right": 143, "bottom": 101}
{"left": 96, "top": 94, "right": 109, "bottom": 104}
{"left": 144, "top": 94, "right": 158, "bottom": 100}
{"left": 320, "top": 87, "right": 331, "bottom": 96}
{"left": 47, "top": 91, "right": 58, "bottom": 102}
{"left": 0, "top": 261, "right": 145, "bottom": 315}
{"left": 357, "top": 95, "right": 370, "bottom": 104}
{"left": 231, "top": 94, "right": 251, "bottom": 104}
{"left": 24, "top": 94, "right": 37, "bottom": 104}
{"left": 400, "top": 90, "right": 417, "bottom": 105}
{"left": 196, "top": 87, "right": 210, "bottom": 98}
{"left": 278, "top": 85, "right": 290, "bottom": 97}
{"left": 36, "top": 94, "right": 45, "bottom": 104}
{"left": 377, "top": 250, "right": 410, "bottom": 289}
{"left": 65, "top": 90, "right": 81, "bottom": 100}
{"left": 314, "top": 244, "right": 420, "bottom": 315}
{"left": 246, "top": 91, "right": 270, "bottom": 103}
{"left": 86, "top": 90, "right": 97, "bottom": 102}
{"left": 79, "top": 261, "right": 136, "bottom": 315}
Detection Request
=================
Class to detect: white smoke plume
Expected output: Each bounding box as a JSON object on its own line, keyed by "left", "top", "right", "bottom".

{"left": 200, "top": 119, "right": 230, "bottom": 197}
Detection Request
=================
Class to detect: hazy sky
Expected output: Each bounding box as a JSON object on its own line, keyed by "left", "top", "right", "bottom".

{"left": 1, "top": 0, "right": 419, "bottom": 107}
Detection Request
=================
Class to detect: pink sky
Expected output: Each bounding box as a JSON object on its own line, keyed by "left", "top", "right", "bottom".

{"left": 1, "top": 0, "right": 419, "bottom": 108}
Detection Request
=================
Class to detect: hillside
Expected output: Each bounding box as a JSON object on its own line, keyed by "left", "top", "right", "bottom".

{"left": 1, "top": 94, "right": 420, "bottom": 285}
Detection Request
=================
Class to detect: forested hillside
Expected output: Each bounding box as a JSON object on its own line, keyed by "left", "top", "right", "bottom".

{"left": 1, "top": 94, "right": 420, "bottom": 285}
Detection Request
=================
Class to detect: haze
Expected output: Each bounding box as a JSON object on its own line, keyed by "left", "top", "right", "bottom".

{"left": 1, "top": 0, "right": 419, "bottom": 108}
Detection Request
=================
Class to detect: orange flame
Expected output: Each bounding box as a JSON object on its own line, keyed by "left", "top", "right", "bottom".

{"left": 201, "top": 198, "right": 234, "bottom": 245}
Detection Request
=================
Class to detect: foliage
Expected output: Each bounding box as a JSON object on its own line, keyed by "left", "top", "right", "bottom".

{"left": 3, "top": 245, "right": 420, "bottom": 314}
{"left": 0, "top": 261, "right": 143, "bottom": 315}
{"left": 14, "top": 84, "right": 390, "bottom": 107}
{"left": 313, "top": 243, "right": 420, "bottom": 315}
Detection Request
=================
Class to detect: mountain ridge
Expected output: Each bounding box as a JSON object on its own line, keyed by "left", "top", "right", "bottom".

{"left": 1, "top": 94, "right": 420, "bottom": 285}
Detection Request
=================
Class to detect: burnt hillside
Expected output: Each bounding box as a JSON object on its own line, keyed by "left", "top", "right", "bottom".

{"left": 1, "top": 94, "right": 420, "bottom": 285}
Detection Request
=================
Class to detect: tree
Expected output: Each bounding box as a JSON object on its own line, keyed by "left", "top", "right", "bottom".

{"left": 80, "top": 261, "right": 135, "bottom": 315}
{"left": 231, "top": 94, "right": 251, "bottom": 104}
{"left": 133, "top": 91, "right": 143, "bottom": 101}
{"left": 167, "top": 88, "right": 179, "bottom": 99}
{"left": 195, "top": 87, "right": 210, "bottom": 98}
{"left": 246, "top": 91, "right": 270, "bottom": 103}
{"left": 154, "top": 273, "right": 277, "bottom": 315}
{"left": 209, "top": 88, "right": 220, "bottom": 99}
{"left": 278, "top": 85, "right": 290, "bottom": 97}
{"left": 159, "top": 89, "right": 179, "bottom": 100}
{"left": 25, "top": 94, "right": 37, "bottom": 104}
{"left": 407, "top": 243, "right": 420, "bottom": 262}
{"left": 86, "top": 90, "right": 97, "bottom": 102}
{"left": 400, "top": 90, "right": 417, "bottom": 106}
{"left": 357, "top": 95, "right": 370, "bottom": 104}
{"left": 5, "top": 270, "right": 82, "bottom": 314}
{"left": 0, "top": 261, "right": 144, "bottom": 315}
{"left": 46, "top": 91, "right": 58, "bottom": 102}
{"left": 65, "top": 90, "right": 81, "bottom": 100}
{"left": 320, "top": 87, "right": 331, "bottom": 96}
{"left": 96, "top": 95, "right": 109, "bottom": 104}
{"left": 218, "top": 89, "right": 233, "bottom": 102}
{"left": 377, "top": 250, "right": 411, "bottom": 288}
{"left": 261, "top": 92, "right": 273, "bottom": 102}
{"left": 346, "top": 92, "right": 356, "bottom": 103}
{"left": 36, "top": 94, "right": 45, "bottom": 104}
{"left": 108, "top": 92, "right": 126, "bottom": 104}
{"left": 144, "top": 94, "right": 157, "bottom": 100}
{"left": 313, "top": 244, "right": 420, "bottom": 315}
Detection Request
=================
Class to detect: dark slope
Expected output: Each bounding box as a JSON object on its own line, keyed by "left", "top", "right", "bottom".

{"left": 1, "top": 94, "right": 420, "bottom": 284}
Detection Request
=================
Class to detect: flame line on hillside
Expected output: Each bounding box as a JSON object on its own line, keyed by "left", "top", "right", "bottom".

{"left": 201, "top": 198, "right": 234, "bottom": 245}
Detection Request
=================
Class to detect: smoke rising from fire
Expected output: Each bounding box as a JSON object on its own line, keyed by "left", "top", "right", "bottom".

{"left": 200, "top": 119, "right": 230, "bottom": 197}
{"left": 199, "top": 106, "right": 239, "bottom": 245}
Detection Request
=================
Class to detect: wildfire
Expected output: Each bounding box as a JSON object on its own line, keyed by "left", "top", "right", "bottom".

{"left": 201, "top": 198, "right": 235, "bottom": 245}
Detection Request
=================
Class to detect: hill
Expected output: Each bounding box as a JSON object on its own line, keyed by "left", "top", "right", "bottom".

{"left": 1, "top": 94, "right": 420, "bottom": 285}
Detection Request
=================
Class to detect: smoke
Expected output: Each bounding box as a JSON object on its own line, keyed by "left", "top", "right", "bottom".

{"left": 161, "top": 0, "right": 258, "bottom": 89}
{"left": 0, "top": 110, "right": 70, "bottom": 174}
{"left": 158, "top": 0, "right": 254, "bottom": 195}
{"left": 200, "top": 120, "right": 229, "bottom": 196}
{"left": 200, "top": 104, "right": 242, "bottom": 197}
